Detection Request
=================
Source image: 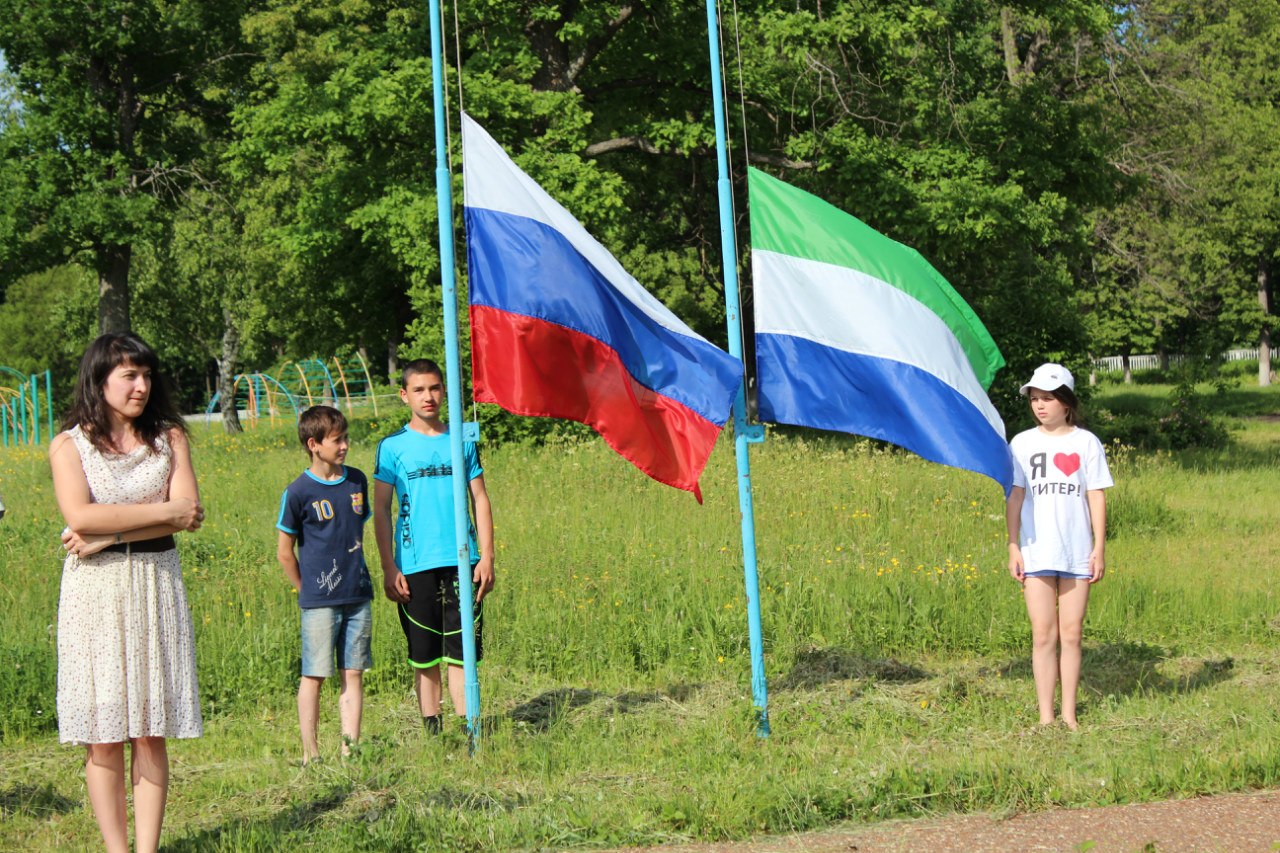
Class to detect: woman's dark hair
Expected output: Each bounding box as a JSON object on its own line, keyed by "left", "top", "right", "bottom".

{"left": 63, "top": 334, "right": 188, "bottom": 454}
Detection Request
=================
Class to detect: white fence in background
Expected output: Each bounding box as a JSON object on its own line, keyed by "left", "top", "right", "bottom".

{"left": 1093, "top": 348, "right": 1275, "bottom": 373}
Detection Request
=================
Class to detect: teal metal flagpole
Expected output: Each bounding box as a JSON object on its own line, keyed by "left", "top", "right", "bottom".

{"left": 30, "top": 375, "right": 40, "bottom": 445}
{"left": 45, "top": 371, "right": 54, "bottom": 443}
{"left": 427, "top": 0, "right": 481, "bottom": 743}
{"left": 705, "top": 0, "right": 769, "bottom": 737}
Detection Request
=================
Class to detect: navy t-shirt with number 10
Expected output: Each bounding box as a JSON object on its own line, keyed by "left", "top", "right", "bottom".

{"left": 276, "top": 466, "right": 374, "bottom": 609}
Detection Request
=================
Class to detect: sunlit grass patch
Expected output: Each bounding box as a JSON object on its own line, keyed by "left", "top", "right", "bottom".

{"left": 2, "top": 389, "right": 1279, "bottom": 849}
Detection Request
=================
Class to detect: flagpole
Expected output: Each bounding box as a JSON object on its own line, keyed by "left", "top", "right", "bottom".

{"left": 705, "top": 0, "right": 769, "bottom": 737}
{"left": 428, "top": 0, "right": 481, "bottom": 744}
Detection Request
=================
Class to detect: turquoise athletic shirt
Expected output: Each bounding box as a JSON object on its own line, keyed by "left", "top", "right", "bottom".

{"left": 373, "top": 426, "right": 482, "bottom": 575}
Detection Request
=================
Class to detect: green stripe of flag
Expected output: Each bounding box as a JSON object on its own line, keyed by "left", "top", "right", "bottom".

{"left": 747, "top": 167, "right": 1004, "bottom": 389}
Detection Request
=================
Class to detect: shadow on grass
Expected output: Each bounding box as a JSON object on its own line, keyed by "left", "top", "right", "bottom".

{"left": 0, "top": 782, "right": 79, "bottom": 819}
{"left": 507, "top": 684, "right": 700, "bottom": 732}
{"left": 775, "top": 647, "right": 930, "bottom": 691}
{"left": 1168, "top": 441, "right": 1280, "bottom": 473}
{"left": 165, "top": 782, "right": 528, "bottom": 851}
{"left": 998, "top": 641, "right": 1235, "bottom": 697}
{"left": 1097, "top": 384, "right": 1280, "bottom": 419}
{"left": 165, "top": 785, "right": 351, "bottom": 852}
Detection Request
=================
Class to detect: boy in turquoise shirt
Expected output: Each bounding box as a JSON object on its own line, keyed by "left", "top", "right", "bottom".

{"left": 373, "top": 359, "right": 494, "bottom": 733}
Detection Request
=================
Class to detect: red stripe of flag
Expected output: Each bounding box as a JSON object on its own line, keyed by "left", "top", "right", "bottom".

{"left": 471, "top": 305, "right": 722, "bottom": 500}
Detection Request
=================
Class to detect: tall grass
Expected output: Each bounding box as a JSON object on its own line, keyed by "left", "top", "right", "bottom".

{"left": 2, "top": 386, "right": 1279, "bottom": 850}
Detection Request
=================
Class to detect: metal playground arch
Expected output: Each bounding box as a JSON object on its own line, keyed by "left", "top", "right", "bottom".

{"left": 203, "top": 353, "right": 378, "bottom": 428}
{"left": 0, "top": 367, "right": 54, "bottom": 448}
{"left": 204, "top": 373, "right": 301, "bottom": 428}
{"left": 274, "top": 353, "right": 378, "bottom": 416}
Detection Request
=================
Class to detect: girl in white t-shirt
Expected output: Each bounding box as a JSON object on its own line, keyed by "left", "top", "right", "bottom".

{"left": 1006, "top": 363, "right": 1113, "bottom": 730}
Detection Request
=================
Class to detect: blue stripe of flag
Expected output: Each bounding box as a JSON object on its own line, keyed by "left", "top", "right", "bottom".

{"left": 757, "top": 333, "right": 1014, "bottom": 490}
{"left": 466, "top": 207, "right": 741, "bottom": 426}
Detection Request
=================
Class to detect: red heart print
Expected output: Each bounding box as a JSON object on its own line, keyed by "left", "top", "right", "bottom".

{"left": 1053, "top": 453, "right": 1080, "bottom": 476}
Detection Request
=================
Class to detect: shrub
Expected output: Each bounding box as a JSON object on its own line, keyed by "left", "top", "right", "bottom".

{"left": 1161, "top": 377, "right": 1229, "bottom": 449}
{"left": 1090, "top": 380, "right": 1228, "bottom": 450}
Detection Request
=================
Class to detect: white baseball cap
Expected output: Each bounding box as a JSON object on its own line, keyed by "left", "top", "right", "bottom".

{"left": 1019, "top": 363, "right": 1075, "bottom": 395}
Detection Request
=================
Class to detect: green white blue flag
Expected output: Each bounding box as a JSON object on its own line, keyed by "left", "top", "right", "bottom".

{"left": 749, "top": 167, "right": 1013, "bottom": 491}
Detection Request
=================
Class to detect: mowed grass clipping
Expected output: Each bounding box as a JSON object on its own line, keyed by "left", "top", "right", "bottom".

{"left": 2, "top": 386, "right": 1279, "bottom": 851}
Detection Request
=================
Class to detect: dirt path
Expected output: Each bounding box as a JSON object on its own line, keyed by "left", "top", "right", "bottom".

{"left": 600, "top": 790, "right": 1280, "bottom": 853}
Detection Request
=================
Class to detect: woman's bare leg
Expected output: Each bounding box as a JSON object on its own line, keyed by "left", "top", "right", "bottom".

{"left": 85, "top": 742, "right": 129, "bottom": 853}
{"left": 130, "top": 737, "right": 169, "bottom": 853}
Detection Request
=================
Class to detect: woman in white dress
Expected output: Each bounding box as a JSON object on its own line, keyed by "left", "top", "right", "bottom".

{"left": 50, "top": 334, "right": 205, "bottom": 853}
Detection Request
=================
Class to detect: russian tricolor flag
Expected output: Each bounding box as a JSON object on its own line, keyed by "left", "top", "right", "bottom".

{"left": 462, "top": 114, "right": 742, "bottom": 499}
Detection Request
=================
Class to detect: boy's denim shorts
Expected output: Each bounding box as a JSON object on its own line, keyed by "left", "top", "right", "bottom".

{"left": 300, "top": 600, "right": 373, "bottom": 677}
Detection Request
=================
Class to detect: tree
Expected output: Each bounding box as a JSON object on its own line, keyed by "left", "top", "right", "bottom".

{"left": 715, "top": 1, "right": 1126, "bottom": 417}
{"left": 222, "top": 0, "right": 1135, "bottom": 425}
{"left": 228, "top": 0, "right": 441, "bottom": 379}
{"left": 1093, "top": 1, "right": 1280, "bottom": 383}
{"left": 0, "top": 266, "right": 97, "bottom": 405}
{"left": 131, "top": 191, "right": 276, "bottom": 428}
{"left": 228, "top": 1, "right": 654, "bottom": 379}
{"left": 0, "top": 0, "right": 253, "bottom": 333}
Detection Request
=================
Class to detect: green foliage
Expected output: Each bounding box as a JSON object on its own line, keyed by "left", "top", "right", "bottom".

{"left": 1091, "top": 378, "right": 1234, "bottom": 450}
{"left": 1086, "top": 1, "right": 1280, "bottom": 373}
{"left": 229, "top": 0, "right": 440, "bottom": 363}
{"left": 1160, "top": 377, "right": 1230, "bottom": 450}
{"left": 0, "top": 266, "right": 96, "bottom": 412}
{"left": 2, "top": 0, "right": 1276, "bottom": 419}
{"left": 734, "top": 2, "right": 1119, "bottom": 421}
{"left": 0, "top": 0, "right": 255, "bottom": 328}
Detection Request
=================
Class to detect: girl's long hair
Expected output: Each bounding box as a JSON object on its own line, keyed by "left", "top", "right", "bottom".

{"left": 63, "top": 334, "right": 188, "bottom": 454}
{"left": 1049, "top": 386, "right": 1082, "bottom": 426}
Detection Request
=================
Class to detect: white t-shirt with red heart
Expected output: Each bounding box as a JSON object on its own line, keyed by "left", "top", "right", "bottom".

{"left": 1010, "top": 426, "right": 1114, "bottom": 576}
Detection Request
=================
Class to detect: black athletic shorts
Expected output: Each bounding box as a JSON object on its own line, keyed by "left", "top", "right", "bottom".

{"left": 398, "top": 566, "right": 483, "bottom": 668}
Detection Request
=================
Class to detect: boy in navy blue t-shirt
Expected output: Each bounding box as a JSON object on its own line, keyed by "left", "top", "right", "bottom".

{"left": 276, "top": 405, "right": 373, "bottom": 763}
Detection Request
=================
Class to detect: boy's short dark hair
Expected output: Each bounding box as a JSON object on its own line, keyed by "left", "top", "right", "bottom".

{"left": 400, "top": 358, "right": 443, "bottom": 387}
{"left": 298, "top": 405, "right": 348, "bottom": 451}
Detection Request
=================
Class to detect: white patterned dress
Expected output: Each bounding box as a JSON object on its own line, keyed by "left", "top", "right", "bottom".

{"left": 56, "top": 426, "right": 203, "bottom": 744}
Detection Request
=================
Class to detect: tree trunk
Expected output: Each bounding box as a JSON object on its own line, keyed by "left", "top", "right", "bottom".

{"left": 999, "top": 7, "right": 1047, "bottom": 88}
{"left": 387, "top": 286, "right": 413, "bottom": 383}
{"left": 217, "top": 312, "right": 243, "bottom": 434}
{"left": 999, "top": 8, "right": 1022, "bottom": 86}
{"left": 97, "top": 244, "right": 132, "bottom": 334}
{"left": 387, "top": 334, "right": 400, "bottom": 386}
{"left": 1259, "top": 258, "right": 1273, "bottom": 387}
{"left": 1122, "top": 353, "right": 1133, "bottom": 384}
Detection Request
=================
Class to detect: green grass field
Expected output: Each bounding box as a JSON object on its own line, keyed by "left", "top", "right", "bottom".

{"left": 2, "top": 383, "right": 1279, "bottom": 851}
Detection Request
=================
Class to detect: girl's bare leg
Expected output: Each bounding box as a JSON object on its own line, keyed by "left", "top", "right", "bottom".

{"left": 1056, "top": 577, "right": 1092, "bottom": 730}
{"left": 129, "top": 737, "right": 168, "bottom": 853}
{"left": 85, "top": 742, "right": 129, "bottom": 853}
{"left": 1023, "top": 577, "right": 1061, "bottom": 725}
